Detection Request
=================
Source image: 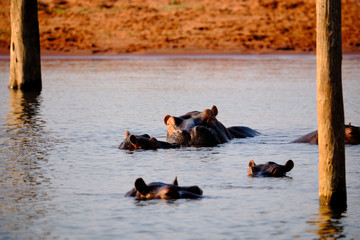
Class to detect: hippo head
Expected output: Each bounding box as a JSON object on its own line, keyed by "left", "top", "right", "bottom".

{"left": 164, "top": 105, "right": 222, "bottom": 146}
{"left": 248, "top": 160, "right": 294, "bottom": 177}
{"left": 126, "top": 177, "right": 203, "bottom": 200}
{"left": 345, "top": 124, "right": 360, "bottom": 145}
{"left": 180, "top": 105, "right": 232, "bottom": 143}
{"left": 164, "top": 116, "right": 220, "bottom": 146}
{"left": 118, "top": 130, "right": 158, "bottom": 150}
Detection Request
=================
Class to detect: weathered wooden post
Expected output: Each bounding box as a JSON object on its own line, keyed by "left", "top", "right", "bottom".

{"left": 9, "top": 0, "right": 42, "bottom": 91}
{"left": 316, "top": 0, "right": 346, "bottom": 208}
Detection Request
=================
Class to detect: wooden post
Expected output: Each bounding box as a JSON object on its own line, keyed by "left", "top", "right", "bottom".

{"left": 316, "top": 0, "right": 346, "bottom": 208}
{"left": 9, "top": 0, "right": 42, "bottom": 91}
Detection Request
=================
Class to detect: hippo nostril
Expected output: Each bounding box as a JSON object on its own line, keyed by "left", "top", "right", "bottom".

{"left": 172, "top": 130, "right": 183, "bottom": 135}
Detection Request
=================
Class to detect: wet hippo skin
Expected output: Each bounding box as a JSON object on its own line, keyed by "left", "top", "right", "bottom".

{"left": 292, "top": 124, "right": 360, "bottom": 145}
{"left": 164, "top": 105, "right": 259, "bottom": 147}
{"left": 125, "top": 177, "right": 203, "bottom": 200}
{"left": 248, "top": 160, "right": 294, "bottom": 177}
{"left": 119, "top": 130, "right": 180, "bottom": 150}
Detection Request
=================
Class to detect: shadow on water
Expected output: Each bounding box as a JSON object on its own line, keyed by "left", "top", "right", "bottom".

{"left": 307, "top": 205, "right": 347, "bottom": 239}
{"left": 0, "top": 90, "right": 54, "bottom": 239}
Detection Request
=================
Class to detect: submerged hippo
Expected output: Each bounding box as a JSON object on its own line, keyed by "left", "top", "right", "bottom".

{"left": 125, "top": 177, "right": 203, "bottom": 200}
{"left": 119, "top": 130, "right": 180, "bottom": 150}
{"left": 248, "top": 160, "right": 294, "bottom": 177}
{"left": 164, "top": 105, "right": 259, "bottom": 147}
{"left": 292, "top": 124, "right": 360, "bottom": 145}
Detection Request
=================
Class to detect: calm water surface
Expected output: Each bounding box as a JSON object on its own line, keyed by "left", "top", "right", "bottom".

{"left": 0, "top": 55, "right": 359, "bottom": 239}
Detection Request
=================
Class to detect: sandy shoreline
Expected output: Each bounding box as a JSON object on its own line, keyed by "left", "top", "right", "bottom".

{"left": 1, "top": 48, "right": 359, "bottom": 58}
{"left": 0, "top": 48, "right": 315, "bottom": 57}
{"left": 1, "top": 0, "right": 359, "bottom": 56}
{"left": 0, "top": 48, "right": 316, "bottom": 58}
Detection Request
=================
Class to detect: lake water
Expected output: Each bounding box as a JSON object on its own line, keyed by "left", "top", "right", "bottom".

{"left": 0, "top": 55, "right": 359, "bottom": 240}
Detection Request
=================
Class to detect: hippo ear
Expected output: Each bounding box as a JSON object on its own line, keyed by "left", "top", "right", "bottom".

{"left": 135, "top": 178, "right": 150, "bottom": 196}
{"left": 211, "top": 105, "right": 218, "bottom": 116}
{"left": 164, "top": 115, "right": 171, "bottom": 125}
{"left": 285, "top": 160, "right": 294, "bottom": 172}
{"left": 203, "top": 109, "right": 213, "bottom": 118}
{"left": 165, "top": 116, "right": 176, "bottom": 126}
{"left": 125, "top": 130, "right": 131, "bottom": 138}
{"left": 129, "top": 135, "right": 139, "bottom": 145}
{"left": 248, "top": 159, "right": 256, "bottom": 167}
{"left": 172, "top": 177, "right": 178, "bottom": 186}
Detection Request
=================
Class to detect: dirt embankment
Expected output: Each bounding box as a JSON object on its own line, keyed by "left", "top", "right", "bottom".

{"left": 0, "top": 0, "right": 359, "bottom": 55}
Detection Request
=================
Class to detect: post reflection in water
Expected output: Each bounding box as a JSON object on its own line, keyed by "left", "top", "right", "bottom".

{"left": 6, "top": 90, "right": 43, "bottom": 129}
{"left": 307, "top": 205, "right": 347, "bottom": 239}
{"left": 0, "top": 90, "right": 53, "bottom": 239}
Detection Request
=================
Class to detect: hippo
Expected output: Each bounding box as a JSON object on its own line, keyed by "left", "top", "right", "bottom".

{"left": 164, "top": 122, "right": 220, "bottom": 147}
{"left": 119, "top": 130, "right": 180, "bottom": 150}
{"left": 125, "top": 177, "right": 203, "bottom": 200}
{"left": 292, "top": 124, "right": 360, "bottom": 145}
{"left": 164, "top": 105, "right": 259, "bottom": 147}
{"left": 248, "top": 160, "right": 294, "bottom": 177}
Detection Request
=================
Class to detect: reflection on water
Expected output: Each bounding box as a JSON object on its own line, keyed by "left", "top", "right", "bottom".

{"left": 307, "top": 206, "right": 347, "bottom": 239}
{"left": 7, "top": 90, "right": 42, "bottom": 128}
{"left": 0, "top": 90, "right": 53, "bottom": 239}
{"left": 3, "top": 90, "right": 47, "bottom": 186}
